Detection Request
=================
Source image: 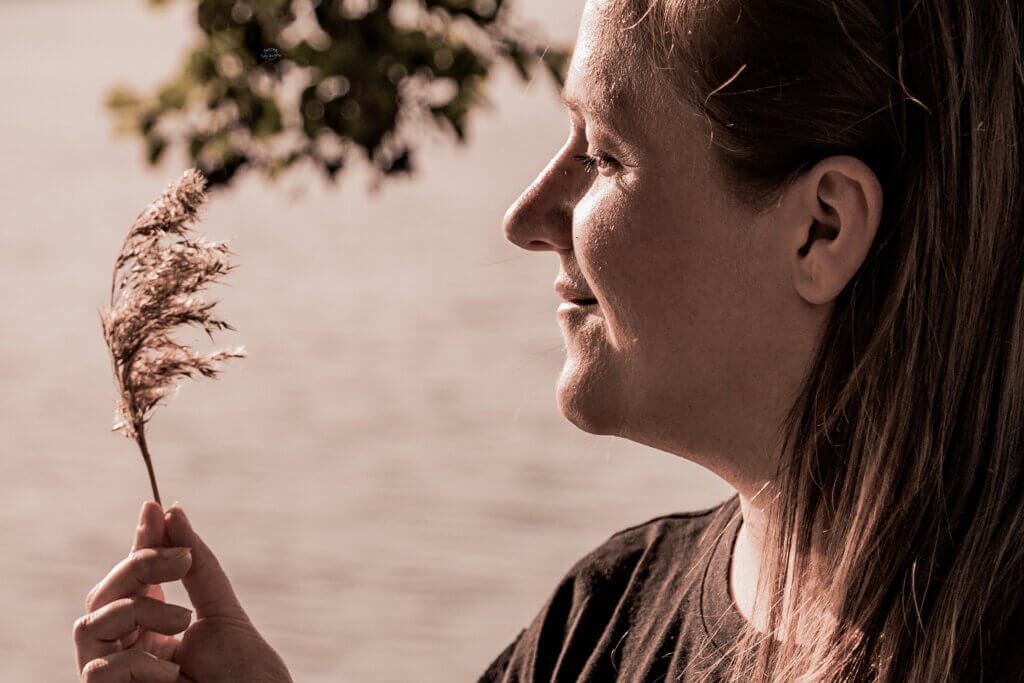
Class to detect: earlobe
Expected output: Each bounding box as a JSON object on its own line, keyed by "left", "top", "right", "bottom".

{"left": 791, "top": 156, "right": 883, "bottom": 306}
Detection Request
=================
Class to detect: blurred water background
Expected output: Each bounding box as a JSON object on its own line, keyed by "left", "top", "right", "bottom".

{"left": 0, "top": 1, "right": 734, "bottom": 680}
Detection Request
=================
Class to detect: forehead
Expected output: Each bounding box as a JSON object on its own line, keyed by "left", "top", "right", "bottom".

{"left": 565, "top": 1, "right": 722, "bottom": 183}
{"left": 563, "top": 0, "right": 653, "bottom": 134}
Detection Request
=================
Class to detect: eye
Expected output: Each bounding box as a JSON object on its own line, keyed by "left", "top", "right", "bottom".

{"left": 572, "top": 153, "right": 619, "bottom": 174}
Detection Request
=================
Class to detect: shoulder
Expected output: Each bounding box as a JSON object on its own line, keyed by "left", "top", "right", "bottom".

{"left": 479, "top": 495, "right": 739, "bottom": 682}
{"left": 563, "top": 495, "right": 738, "bottom": 589}
{"left": 607, "top": 498, "right": 734, "bottom": 543}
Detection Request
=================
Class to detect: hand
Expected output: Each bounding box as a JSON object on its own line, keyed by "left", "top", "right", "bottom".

{"left": 74, "top": 501, "right": 293, "bottom": 683}
{"left": 161, "top": 502, "right": 293, "bottom": 682}
{"left": 74, "top": 500, "right": 193, "bottom": 682}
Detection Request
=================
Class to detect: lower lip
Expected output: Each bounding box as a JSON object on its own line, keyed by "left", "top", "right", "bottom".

{"left": 558, "top": 301, "right": 599, "bottom": 317}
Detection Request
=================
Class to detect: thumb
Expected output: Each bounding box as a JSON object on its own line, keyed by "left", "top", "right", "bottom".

{"left": 163, "top": 503, "right": 249, "bottom": 622}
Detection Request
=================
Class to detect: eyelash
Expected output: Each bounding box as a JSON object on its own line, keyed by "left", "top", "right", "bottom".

{"left": 572, "top": 153, "right": 618, "bottom": 173}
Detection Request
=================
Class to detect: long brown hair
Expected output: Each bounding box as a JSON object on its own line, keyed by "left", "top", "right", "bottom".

{"left": 607, "top": 0, "right": 1024, "bottom": 680}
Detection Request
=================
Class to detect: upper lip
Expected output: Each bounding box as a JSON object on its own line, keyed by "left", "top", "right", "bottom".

{"left": 554, "top": 280, "right": 598, "bottom": 303}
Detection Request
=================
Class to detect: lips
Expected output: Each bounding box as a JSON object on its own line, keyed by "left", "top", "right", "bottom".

{"left": 554, "top": 279, "right": 598, "bottom": 304}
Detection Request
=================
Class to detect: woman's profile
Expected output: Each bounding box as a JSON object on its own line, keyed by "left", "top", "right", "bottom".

{"left": 73, "top": 0, "right": 1024, "bottom": 681}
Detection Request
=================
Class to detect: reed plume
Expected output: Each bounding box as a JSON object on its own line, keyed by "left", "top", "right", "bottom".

{"left": 99, "top": 168, "right": 246, "bottom": 505}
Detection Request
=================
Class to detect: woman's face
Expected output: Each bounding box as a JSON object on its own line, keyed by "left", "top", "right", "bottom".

{"left": 503, "top": 0, "right": 826, "bottom": 478}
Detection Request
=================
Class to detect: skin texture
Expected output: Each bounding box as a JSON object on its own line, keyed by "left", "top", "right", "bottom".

{"left": 503, "top": 0, "right": 883, "bottom": 635}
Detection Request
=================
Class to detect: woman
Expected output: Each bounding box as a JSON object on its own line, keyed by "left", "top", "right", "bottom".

{"left": 73, "top": 0, "right": 1024, "bottom": 680}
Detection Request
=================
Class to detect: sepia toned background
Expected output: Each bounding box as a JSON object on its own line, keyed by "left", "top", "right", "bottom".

{"left": 0, "top": 1, "right": 733, "bottom": 680}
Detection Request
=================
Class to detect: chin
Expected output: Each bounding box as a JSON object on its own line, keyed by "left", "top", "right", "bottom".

{"left": 555, "top": 356, "right": 624, "bottom": 436}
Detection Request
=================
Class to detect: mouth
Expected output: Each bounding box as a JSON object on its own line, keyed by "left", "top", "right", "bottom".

{"left": 558, "top": 298, "right": 602, "bottom": 319}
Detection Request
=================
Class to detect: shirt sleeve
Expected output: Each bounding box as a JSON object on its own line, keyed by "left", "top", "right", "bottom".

{"left": 473, "top": 526, "right": 650, "bottom": 682}
{"left": 473, "top": 570, "right": 581, "bottom": 683}
{"left": 475, "top": 629, "right": 526, "bottom": 683}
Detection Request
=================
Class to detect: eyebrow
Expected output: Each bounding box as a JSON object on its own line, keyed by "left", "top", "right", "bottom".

{"left": 560, "top": 87, "right": 629, "bottom": 137}
{"left": 560, "top": 90, "right": 583, "bottom": 113}
{"left": 561, "top": 89, "right": 599, "bottom": 118}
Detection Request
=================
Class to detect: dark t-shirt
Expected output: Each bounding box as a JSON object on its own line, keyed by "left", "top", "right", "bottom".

{"left": 477, "top": 493, "right": 753, "bottom": 682}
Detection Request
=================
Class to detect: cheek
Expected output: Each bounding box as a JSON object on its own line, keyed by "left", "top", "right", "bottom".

{"left": 575, "top": 180, "right": 685, "bottom": 305}
{"left": 572, "top": 179, "right": 645, "bottom": 280}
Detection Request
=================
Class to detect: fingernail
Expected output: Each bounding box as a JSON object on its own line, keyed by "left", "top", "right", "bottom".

{"left": 165, "top": 501, "right": 186, "bottom": 521}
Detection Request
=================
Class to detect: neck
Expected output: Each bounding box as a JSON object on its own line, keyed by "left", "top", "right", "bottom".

{"left": 731, "top": 486, "right": 773, "bottom": 634}
{"left": 730, "top": 485, "right": 834, "bottom": 643}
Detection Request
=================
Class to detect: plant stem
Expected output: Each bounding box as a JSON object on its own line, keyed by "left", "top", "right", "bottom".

{"left": 135, "top": 428, "right": 162, "bottom": 506}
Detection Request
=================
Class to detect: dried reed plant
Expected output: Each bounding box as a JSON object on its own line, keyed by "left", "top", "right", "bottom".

{"left": 99, "top": 168, "right": 246, "bottom": 505}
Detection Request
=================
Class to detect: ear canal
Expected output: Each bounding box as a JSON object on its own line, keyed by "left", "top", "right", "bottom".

{"left": 798, "top": 220, "right": 840, "bottom": 258}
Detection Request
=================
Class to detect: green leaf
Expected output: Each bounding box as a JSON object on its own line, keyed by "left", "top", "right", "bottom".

{"left": 106, "top": 0, "right": 569, "bottom": 191}
{"left": 105, "top": 85, "right": 142, "bottom": 110}
{"left": 251, "top": 96, "right": 282, "bottom": 138}
{"left": 146, "top": 136, "right": 168, "bottom": 165}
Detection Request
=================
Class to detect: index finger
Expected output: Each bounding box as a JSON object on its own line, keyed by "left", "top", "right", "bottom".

{"left": 130, "top": 501, "right": 170, "bottom": 604}
{"left": 126, "top": 500, "right": 171, "bottom": 647}
{"left": 85, "top": 547, "right": 193, "bottom": 613}
{"left": 132, "top": 501, "right": 167, "bottom": 553}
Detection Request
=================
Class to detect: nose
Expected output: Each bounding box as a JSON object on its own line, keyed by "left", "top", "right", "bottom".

{"left": 503, "top": 141, "right": 579, "bottom": 253}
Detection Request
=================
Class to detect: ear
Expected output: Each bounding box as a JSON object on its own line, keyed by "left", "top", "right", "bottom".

{"left": 789, "top": 156, "right": 883, "bottom": 305}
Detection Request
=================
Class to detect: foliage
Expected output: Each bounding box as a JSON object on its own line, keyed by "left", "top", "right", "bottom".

{"left": 106, "top": 0, "right": 570, "bottom": 192}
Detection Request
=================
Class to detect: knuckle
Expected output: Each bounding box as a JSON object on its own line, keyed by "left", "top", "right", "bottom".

{"left": 81, "top": 656, "right": 111, "bottom": 678}
{"left": 84, "top": 586, "right": 100, "bottom": 613}
{"left": 72, "top": 613, "right": 93, "bottom": 639}
{"left": 128, "top": 549, "right": 154, "bottom": 584}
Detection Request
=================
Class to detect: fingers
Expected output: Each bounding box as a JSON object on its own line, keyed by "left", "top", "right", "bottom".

{"left": 85, "top": 547, "right": 192, "bottom": 614}
{"left": 123, "top": 501, "right": 170, "bottom": 649}
{"left": 80, "top": 648, "right": 181, "bottom": 682}
{"left": 146, "top": 582, "right": 166, "bottom": 605}
{"left": 164, "top": 504, "right": 248, "bottom": 621}
{"left": 74, "top": 596, "right": 192, "bottom": 671}
{"left": 132, "top": 501, "right": 167, "bottom": 553}
{"left": 131, "top": 505, "right": 171, "bottom": 607}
